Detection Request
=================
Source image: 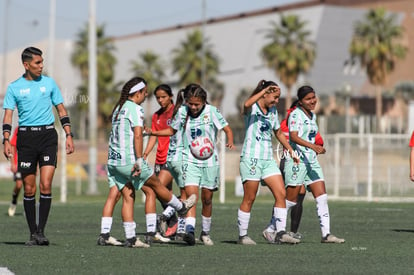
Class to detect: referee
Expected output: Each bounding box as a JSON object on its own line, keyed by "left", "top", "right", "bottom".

{"left": 2, "top": 46, "right": 75, "bottom": 246}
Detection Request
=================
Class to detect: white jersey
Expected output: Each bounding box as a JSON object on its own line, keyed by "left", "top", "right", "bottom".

{"left": 167, "top": 106, "right": 186, "bottom": 162}
{"left": 171, "top": 104, "right": 228, "bottom": 167}
{"left": 288, "top": 107, "right": 318, "bottom": 163}
{"left": 241, "top": 103, "right": 280, "bottom": 160}
{"left": 108, "top": 100, "right": 144, "bottom": 166}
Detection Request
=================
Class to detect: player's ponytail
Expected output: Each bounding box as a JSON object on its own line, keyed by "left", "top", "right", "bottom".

{"left": 112, "top": 77, "right": 146, "bottom": 121}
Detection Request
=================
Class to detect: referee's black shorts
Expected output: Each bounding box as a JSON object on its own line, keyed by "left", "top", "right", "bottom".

{"left": 16, "top": 125, "right": 58, "bottom": 174}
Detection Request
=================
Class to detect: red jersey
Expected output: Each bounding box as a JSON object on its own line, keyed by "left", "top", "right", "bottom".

{"left": 409, "top": 131, "right": 414, "bottom": 147}
{"left": 10, "top": 128, "right": 18, "bottom": 167}
{"left": 151, "top": 104, "right": 174, "bottom": 164}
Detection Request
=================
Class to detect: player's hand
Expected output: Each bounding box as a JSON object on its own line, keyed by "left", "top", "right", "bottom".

{"left": 3, "top": 143, "right": 12, "bottom": 160}
{"left": 66, "top": 137, "right": 75, "bottom": 154}
{"left": 226, "top": 143, "right": 235, "bottom": 150}
{"left": 289, "top": 149, "right": 300, "bottom": 164}
{"left": 143, "top": 126, "right": 152, "bottom": 136}
{"left": 132, "top": 158, "right": 143, "bottom": 177}
{"left": 312, "top": 144, "right": 326, "bottom": 155}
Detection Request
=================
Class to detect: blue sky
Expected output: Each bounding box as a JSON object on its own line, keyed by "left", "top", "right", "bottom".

{"left": 1, "top": 0, "right": 306, "bottom": 52}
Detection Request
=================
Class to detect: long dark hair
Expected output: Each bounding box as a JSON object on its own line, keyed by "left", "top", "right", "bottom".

{"left": 111, "top": 77, "right": 146, "bottom": 121}
{"left": 172, "top": 83, "right": 202, "bottom": 117}
{"left": 153, "top": 84, "right": 173, "bottom": 102}
{"left": 154, "top": 84, "right": 174, "bottom": 115}
{"left": 250, "top": 79, "right": 278, "bottom": 97}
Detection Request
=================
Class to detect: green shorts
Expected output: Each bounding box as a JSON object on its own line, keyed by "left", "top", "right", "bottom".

{"left": 283, "top": 159, "right": 324, "bottom": 187}
{"left": 239, "top": 157, "right": 281, "bottom": 183}
{"left": 107, "top": 160, "right": 153, "bottom": 191}
{"left": 182, "top": 162, "right": 219, "bottom": 191}
{"left": 166, "top": 160, "right": 184, "bottom": 189}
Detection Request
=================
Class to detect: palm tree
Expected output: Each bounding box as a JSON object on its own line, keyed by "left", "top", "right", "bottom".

{"left": 131, "top": 50, "right": 166, "bottom": 120}
{"left": 349, "top": 7, "right": 407, "bottom": 127}
{"left": 171, "top": 29, "right": 223, "bottom": 107}
{"left": 261, "top": 14, "right": 316, "bottom": 110}
{"left": 71, "top": 23, "right": 117, "bottom": 138}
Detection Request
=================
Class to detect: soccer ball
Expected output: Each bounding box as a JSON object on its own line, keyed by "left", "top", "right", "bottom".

{"left": 190, "top": 136, "right": 214, "bottom": 160}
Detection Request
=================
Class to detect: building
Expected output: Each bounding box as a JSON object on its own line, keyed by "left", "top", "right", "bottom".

{"left": 1, "top": 0, "right": 412, "bottom": 118}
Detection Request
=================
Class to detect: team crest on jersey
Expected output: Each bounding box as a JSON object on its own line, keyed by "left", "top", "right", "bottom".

{"left": 203, "top": 114, "right": 210, "bottom": 124}
{"left": 259, "top": 121, "right": 270, "bottom": 132}
{"left": 40, "top": 86, "right": 46, "bottom": 93}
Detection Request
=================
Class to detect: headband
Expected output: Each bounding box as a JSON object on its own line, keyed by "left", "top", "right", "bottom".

{"left": 129, "top": 82, "right": 145, "bottom": 94}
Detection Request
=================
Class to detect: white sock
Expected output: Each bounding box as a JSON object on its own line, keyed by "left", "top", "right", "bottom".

{"left": 167, "top": 195, "right": 183, "bottom": 211}
{"left": 237, "top": 209, "right": 250, "bottom": 237}
{"left": 101, "top": 217, "right": 112, "bottom": 234}
{"left": 177, "top": 217, "right": 186, "bottom": 234}
{"left": 286, "top": 199, "right": 297, "bottom": 211}
{"left": 145, "top": 213, "right": 157, "bottom": 233}
{"left": 123, "top": 221, "right": 136, "bottom": 239}
{"left": 275, "top": 207, "right": 287, "bottom": 233}
{"left": 163, "top": 205, "right": 176, "bottom": 218}
{"left": 201, "top": 215, "right": 212, "bottom": 233}
{"left": 315, "top": 194, "right": 330, "bottom": 237}
{"left": 186, "top": 217, "right": 196, "bottom": 230}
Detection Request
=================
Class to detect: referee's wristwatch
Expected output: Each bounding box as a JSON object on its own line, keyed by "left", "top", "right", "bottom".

{"left": 2, "top": 137, "right": 9, "bottom": 144}
{"left": 66, "top": 132, "right": 74, "bottom": 138}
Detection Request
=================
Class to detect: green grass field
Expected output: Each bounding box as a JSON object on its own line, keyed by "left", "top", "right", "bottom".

{"left": 1, "top": 179, "right": 414, "bottom": 275}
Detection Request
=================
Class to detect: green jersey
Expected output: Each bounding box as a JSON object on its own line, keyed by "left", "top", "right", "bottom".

{"left": 171, "top": 104, "right": 228, "bottom": 167}
{"left": 167, "top": 106, "right": 186, "bottom": 162}
{"left": 288, "top": 107, "right": 318, "bottom": 163}
{"left": 241, "top": 103, "right": 280, "bottom": 160}
{"left": 108, "top": 100, "right": 144, "bottom": 166}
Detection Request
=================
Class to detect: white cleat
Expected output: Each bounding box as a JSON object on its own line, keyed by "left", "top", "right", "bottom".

{"left": 237, "top": 235, "right": 256, "bottom": 245}
{"left": 200, "top": 232, "right": 214, "bottom": 246}
{"left": 177, "top": 194, "right": 197, "bottom": 216}
{"left": 321, "top": 234, "right": 345, "bottom": 243}
{"left": 275, "top": 231, "right": 300, "bottom": 244}
{"left": 8, "top": 203, "right": 16, "bottom": 217}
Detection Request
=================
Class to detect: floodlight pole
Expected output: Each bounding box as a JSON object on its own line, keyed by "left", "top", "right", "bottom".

{"left": 201, "top": 0, "right": 206, "bottom": 86}
{"left": 1, "top": 0, "right": 10, "bottom": 94}
{"left": 88, "top": 0, "right": 98, "bottom": 194}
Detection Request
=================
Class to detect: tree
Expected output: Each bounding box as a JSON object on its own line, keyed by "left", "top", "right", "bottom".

{"left": 171, "top": 29, "right": 224, "bottom": 107}
{"left": 261, "top": 14, "right": 316, "bottom": 110}
{"left": 130, "top": 50, "right": 166, "bottom": 120}
{"left": 349, "top": 7, "right": 407, "bottom": 126}
{"left": 71, "top": 24, "right": 118, "bottom": 139}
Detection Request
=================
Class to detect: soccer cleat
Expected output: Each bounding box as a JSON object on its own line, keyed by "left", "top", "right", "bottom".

{"left": 124, "top": 237, "right": 150, "bottom": 248}
{"left": 177, "top": 194, "right": 197, "bottom": 217}
{"left": 25, "top": 234, "right": 38, "bottom": 246}
{"left": 183, "top": 232, "right": 196, "bottom": 246}
{"left": 145, "top": 232, "right": 171, "bottom": 244}
{"left": 262, "top": 230, "right": 276, "bottom": 243}
{"left": 237, "top": 235, "right": 256, "bottom": 245}
{"left": 164, "top": 222, "right": 178, "bottom": 237}
{"left": 321, "top": 234, "right": 345, "bottom": 243}
{"left": 106, "top": 236, "right": 123, "bottom": 246}
{"left": 200, "top": 231, "right": 214, "bottom": 246}
{"left": 274, "top": 231, "right": 300, "bottom": 245}
{"left": 8, "top": 203, "right": 17, "bottom": 217}
{"left": 97, "top": 233, "right": 122, "bottom": 246}
{"left": 36, "top": 231, "right": 49, "bottom": 246}
{"left": 174, "top": 233, "right": 185, "bottom": 241}
{"left": 157, "top": 214, "right": 168, "bottom": 235}
{"left": 288, "top": 231, "right": 303, "bottom": 240}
